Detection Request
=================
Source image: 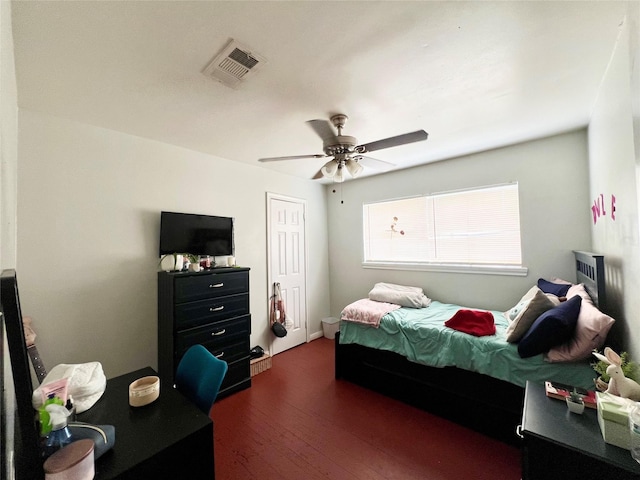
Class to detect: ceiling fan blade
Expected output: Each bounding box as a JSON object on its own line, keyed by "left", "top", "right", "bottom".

{"left": 356, "top": 155, "right": 396, "bottom": 171}
{"left": 259, "top": 154, "right": 326, "bottom": 163}
{"left": 306, "top": 119, "right": 336, "bottom": 140}
{"left": 358, "top": 130, "right": 429, "bottom": 153}
{"left": 312, "top": 169, "right": 325, "bottom": 180}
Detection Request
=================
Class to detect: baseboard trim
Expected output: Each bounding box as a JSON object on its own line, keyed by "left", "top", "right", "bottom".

{"left": 310, "top": 330, "right": 324, "bottom": 341}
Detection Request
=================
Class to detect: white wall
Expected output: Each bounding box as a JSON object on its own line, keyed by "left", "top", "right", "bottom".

{"left": 16, "top": 110, "right": 330, "bottom": 378}
{"left": 326, "top": 130, "right": 592, "bottom": 315}
{"left": 588, "top": 4, "right": 640, "bottom": 357}
{"left": 1, "top": 0, "right": 18, "bottom": 473}
{"left": 1, "top": 0, "right": 18, "bottom": 270}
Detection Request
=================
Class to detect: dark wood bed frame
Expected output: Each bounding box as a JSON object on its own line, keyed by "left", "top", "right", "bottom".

{"left": 334, "top": 251, "right": 606, "bottom": 446}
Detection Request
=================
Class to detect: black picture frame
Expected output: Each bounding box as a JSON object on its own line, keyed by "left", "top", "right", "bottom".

{"left": 1, "top": 269, "right": 43, "bottom": 479}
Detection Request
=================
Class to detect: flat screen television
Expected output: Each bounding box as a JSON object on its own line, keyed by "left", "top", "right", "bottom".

{"left": 159, "top": 211, "right": 234, "bottom": 257}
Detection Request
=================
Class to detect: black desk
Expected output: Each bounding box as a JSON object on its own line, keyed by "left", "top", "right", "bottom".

{"left": 77, "top": 367, "right": 214, "bottom": 479}
{"left": 521, "top": 381, "right": 640, "bottom": 479}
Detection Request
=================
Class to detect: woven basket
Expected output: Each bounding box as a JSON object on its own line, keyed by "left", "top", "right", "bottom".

{"left": 250, "top": 354, "right": 272, "bottom": 377}
{"left": 594, "top": 376, "right": 609, "bottom": 392}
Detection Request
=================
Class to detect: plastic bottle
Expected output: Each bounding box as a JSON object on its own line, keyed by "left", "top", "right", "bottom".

{"left": 629, "top": 402, "right": 640, "bottom": 464}
{"left": 42, "top": 403, "right": 72, "bottom": 458}
{"left": 65, "top": 395, "right": 76, "bottom": 422}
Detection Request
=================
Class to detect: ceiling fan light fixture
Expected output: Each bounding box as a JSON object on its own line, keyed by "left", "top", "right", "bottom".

{"left": 321, "top": 160, "right": 338, "bottom": 177}
{"left": 258, "top": 113, "right": 428, "bottom": 181}
{"left": 345, "top": 159, "right": 364, "bottom": 178}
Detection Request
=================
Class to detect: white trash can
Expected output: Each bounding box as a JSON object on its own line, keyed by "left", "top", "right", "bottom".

{"left": 321, "top": 317, "right": 340, "bottom": 339}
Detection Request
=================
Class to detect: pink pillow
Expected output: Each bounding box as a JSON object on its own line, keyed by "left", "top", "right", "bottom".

{"left": 546, "top": 284, "right": 615, "bottom": 362}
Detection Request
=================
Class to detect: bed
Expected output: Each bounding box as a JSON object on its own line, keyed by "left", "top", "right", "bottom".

{"left": 335, "top": 251, "right": 611, "bottom": 445}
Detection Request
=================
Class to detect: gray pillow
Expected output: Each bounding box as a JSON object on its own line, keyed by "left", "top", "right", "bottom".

{"left": 504, "top": 286, "right": 556, "bottom": 342}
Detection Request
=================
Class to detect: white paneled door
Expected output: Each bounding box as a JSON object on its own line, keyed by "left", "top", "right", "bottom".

{"left": 268, "top": 194, "right": 308, "bottom": 355}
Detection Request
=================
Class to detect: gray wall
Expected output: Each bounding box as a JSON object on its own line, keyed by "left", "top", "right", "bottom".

{"left": 588, "top": 5, "right": 640, "bottom": 357}
{"left": 325, "top": 3, "right": 640, "bottom": 361}
{"left": 326, "top": 130, "right": 592, "bottom": 315}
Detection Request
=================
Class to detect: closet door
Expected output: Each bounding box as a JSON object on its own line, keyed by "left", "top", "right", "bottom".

{"left": 267, "top": 193, "right": 308, "bottom": 355}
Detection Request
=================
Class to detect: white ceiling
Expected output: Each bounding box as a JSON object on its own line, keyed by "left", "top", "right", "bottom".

{"left": 10, "top": 1, "right": 628, "bottom": 183}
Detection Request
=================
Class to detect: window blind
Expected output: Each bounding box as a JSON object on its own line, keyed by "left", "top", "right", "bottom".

{"left": 363, "top": 183, "right": 522, "bottom": 266}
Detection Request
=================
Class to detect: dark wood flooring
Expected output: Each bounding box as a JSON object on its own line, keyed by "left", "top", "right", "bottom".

{"left": 212, "top": 338, "right": 521, "bottom": 479}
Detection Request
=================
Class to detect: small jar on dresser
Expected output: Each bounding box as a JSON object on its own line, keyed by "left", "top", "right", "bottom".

{"left": 158, "top": 267, "right": 251, "bottom": 399}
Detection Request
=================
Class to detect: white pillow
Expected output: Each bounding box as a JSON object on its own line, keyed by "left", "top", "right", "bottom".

{"left": 368, "top": 282, "right": 431, "bottom": 308}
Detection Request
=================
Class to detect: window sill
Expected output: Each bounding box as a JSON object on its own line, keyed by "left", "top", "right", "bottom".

{"left": 362, "top": 261, "right": 528, "bottom": 276}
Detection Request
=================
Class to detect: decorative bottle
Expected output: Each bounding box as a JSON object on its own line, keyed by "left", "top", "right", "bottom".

{"left": 42, "top": 404, "right": 72, "bottom": 458}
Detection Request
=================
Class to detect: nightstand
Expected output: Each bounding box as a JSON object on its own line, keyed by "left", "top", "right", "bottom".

{"left": 520, "top": 381, "right": 640, "bottom": 479}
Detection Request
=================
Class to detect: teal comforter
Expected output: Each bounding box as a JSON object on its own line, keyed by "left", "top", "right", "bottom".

{"left": 339, "top": 301, "right": 596, "bottom": 390}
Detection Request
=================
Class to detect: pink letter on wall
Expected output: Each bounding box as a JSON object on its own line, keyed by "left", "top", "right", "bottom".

{"left": 591, "top": 194, "right": 617, "bottom": 223}
{"left": 611, "top": 194, "right": 616, "bottom": 220}
{"left": 592, "top": 195, "right": 602, "bottom": 224}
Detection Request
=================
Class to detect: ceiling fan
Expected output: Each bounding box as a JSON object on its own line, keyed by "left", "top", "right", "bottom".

{"left": 258, "top": 114, "right": 429, "bottom": 182}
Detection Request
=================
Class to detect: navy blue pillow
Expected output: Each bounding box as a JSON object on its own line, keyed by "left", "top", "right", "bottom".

{"left": 537, "top": 278, "right": 571, "bottom": 297}
{"left": 517, "top": 295, "right": 582, "bottom": 358}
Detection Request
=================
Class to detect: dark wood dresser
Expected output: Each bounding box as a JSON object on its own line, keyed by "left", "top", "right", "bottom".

{"left": 158, "top": 267, "right": 251, "bottom": 399}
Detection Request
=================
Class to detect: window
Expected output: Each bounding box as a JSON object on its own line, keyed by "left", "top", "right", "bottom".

{"left": 363, "top": 183, "right": 524, "bottom": 274}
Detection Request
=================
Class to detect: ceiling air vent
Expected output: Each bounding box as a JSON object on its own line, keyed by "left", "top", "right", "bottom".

{"left": 203, "top": 39, "right": 267, "bottom": 89}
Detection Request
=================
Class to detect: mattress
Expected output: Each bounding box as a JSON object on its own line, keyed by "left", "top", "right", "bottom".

{"left": 339, "top": 300, "right": 596, "bottom": 390}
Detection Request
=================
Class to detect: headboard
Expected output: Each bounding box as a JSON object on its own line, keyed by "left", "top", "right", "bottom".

{"left": 573, "top": 250, "right": 607, "bottom": 313}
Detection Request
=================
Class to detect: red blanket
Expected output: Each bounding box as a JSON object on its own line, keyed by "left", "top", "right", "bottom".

{"left": 445, "top": 309, "right": 496, "bottom": 337}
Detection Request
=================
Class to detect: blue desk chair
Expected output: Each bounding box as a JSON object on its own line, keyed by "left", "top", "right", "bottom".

{"left": 175, "top": 344, "right": 228, "bottom": 415}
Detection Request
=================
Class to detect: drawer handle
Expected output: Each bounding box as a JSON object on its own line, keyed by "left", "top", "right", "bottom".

{"left": 211, "top": 329, "right": 226, "bottom": 336}
{"left": 515, "top": 425, "right": 523, "bottom": 439}
{"left": 215, "top": 352, "right": 225, "bottom": 358}
{"left": 209, "top": 283, "right": 224, "bottom": 288}
{"left": 210, "top": 306, "right": 224, "bottom": 312}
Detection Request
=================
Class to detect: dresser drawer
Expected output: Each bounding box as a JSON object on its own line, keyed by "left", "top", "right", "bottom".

{"left": 209, "top": 338, "right": 250, "bottom": 364}
{"left": 174, "top": 293, "right": 249, "bottom": 330}
{"left": 174, "top": 271, "right": 249, "bottom": 303}
{"left": 176, "top": 315, "right": 251, "bottom": 355}
{"left": 220, "top": 358, "right": 250, "bottom": 392}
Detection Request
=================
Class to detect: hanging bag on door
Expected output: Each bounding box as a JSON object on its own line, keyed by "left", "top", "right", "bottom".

{"left": 270, "top": 282, "right": 287, "bottom": 338}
